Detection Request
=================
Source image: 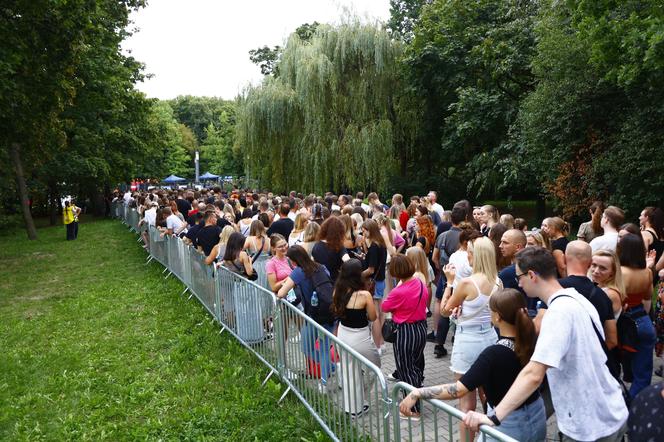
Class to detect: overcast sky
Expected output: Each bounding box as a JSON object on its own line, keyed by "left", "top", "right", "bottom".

{"left": 122, "top": 0, "right": 391, "bottom": 100}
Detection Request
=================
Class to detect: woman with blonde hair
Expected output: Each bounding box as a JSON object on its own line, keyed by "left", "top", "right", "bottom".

{"left": 499, "top": 214, "right": 515, "bottom": 230}
{"left": 441, "top": 236, "right": 501, "bottom": 441}
{"left": 288, "top": 213, "right": 308, "bottom": 246}
{"left": 243, "top": 220, "right": 271, "bottom": 289}
{"left": 205, "top": 225, "right": 235, "bottom": 266}
{"left": 541, "top": 217, "right": 569, "bottom": 277}
{"left": 301, "top": 221, "right": 320, "bottom": 256}
{"left": 590, "top": 249, "right": 625, "bottom": 319}
{"left": 526, "top": 230, "right": 550, "bottom": 250}
{"left": 406, "top": 246, "right": 434, "bottom": 289}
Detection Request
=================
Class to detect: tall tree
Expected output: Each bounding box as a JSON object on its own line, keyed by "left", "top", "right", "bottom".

{"left": 237, "top": 19, "right": 409, "bottom": 193}
{"left": 248, "top": 22, "right": 320, "bottom": 77}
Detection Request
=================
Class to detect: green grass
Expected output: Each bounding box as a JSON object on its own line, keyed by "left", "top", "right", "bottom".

{"left": 0, "top": 219, "right": 326, "bottom": 441}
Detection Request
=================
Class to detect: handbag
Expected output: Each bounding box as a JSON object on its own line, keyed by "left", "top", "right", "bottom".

{"left": 231, "top": 260, "right": 258, "bottom": 281}
{"left": 617, "top": 307, "right": 647, "bottom": 352}
{"left": 382, "top": 280, "right": 424, "bottom": 343}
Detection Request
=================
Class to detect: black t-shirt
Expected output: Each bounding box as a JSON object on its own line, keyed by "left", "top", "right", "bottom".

{"left": 195, "top": 225, "right": 222, "bottom": 256}
{"left": 216, "top": 217, "right": 232, "bottom": 229}
{"left": 176, "top": 198, "right": 192, "bottom": 217}
{"left": 551, "top": 237, "right": 569, "bottom": 253}
{"left": 186, "top": 222, "right": 204, "bottom": 242}
{"left": 460, "top": 340, "right": 540, "bottom": 408}
{"left": 312, "top": 242, "right": 347, "bottom": 282}
{"left": 558, "top": 275, "right": 613, "bottom": 324}
{"left": 267, "top": 218, "right": 294, "bottom": 239}
{"left": 364, "top": 243, "right": 387, "bottom": 282}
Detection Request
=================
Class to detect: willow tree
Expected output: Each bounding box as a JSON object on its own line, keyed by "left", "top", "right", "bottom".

{"left": 236, "top": 19, "right": 404, "bottom": 193}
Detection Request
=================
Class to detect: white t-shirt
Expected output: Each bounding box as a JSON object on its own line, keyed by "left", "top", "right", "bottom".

{"left": 288, "top": 211, "right": 297, "bottom": 222}
{"left": 431, "top": 202, "right": 445, "bottom": 218}
{"left": 143, "top": 208, "right": 157, "bottom": 227}
{"left": 448, "top": 250, "right": 471, "bottom": 288}
{"left": 531, "top": 288, "right": 628, "bottom": 441}
{"left": 166, "top": 214, "right": 185, "bottom": 233}
{"left": 589, "top": 232, "right": 619, "bottom": 253}
{"left": 123, "top": 192, "right": 132, "bottom": 204}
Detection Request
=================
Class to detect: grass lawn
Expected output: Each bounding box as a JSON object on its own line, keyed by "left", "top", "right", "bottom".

{"left": 0, "top": 219, "right": 326, "bottom": 441}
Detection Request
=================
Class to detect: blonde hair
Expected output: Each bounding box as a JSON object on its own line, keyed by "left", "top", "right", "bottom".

{"left": 543, "top": 217, "right": 569, "bottom": 236}
{"left": 372, "top": 212, "right": 394, "bottom": 246}
{"left": 293, "top": 213, "right": 308, "bottom": 233}
{"left": 499, "top": 214, "right": 515, "bottom": 229}
{"left": 593, "top": 249, "right": 626, "bottom": 301}
{"left": 219, "top": 225, "right": 235, "bottom": 245}
{"left": 406, "top": 247, "right": 431, "bottom": 285}
{"left": 468, "top": 237, "right": 498, "bottom": 284}
{"left": 303, "top": 221, "right": 320, "bottom": 242}
{"left": 526, "top": 231, "right": 550, "bottom": 250}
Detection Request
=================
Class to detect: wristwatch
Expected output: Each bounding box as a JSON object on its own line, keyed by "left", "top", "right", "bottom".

{"left": 487, "top": 410, "right": 501, "bottom": 426}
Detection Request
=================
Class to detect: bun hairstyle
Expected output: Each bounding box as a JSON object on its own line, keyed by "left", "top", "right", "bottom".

{"left": 544, "top": 217, "right": 570, "bottom": 236}
{"left": 489, "top": 289, "right": 536, "bottom": 366}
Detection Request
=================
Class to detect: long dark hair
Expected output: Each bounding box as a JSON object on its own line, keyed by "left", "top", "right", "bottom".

{"left": 223, "top": 232, "right": 246, "bottom": 262}
{"left": 489, "top": 289, "right": 536, "bottom": 366}
{"left": 617, "top": 233, "right": 646, "bottom": 269}
{"left": 644, "top": 206, "right": 664, "bottom": 239}
{"left": 332, "top": 259, "right": 366, "bottom": 317}
{"left": 590, "top": 201, "right": 605, "bottom": 233}
{"left": 286, "top": 245, "right": 319, "bottom": 276}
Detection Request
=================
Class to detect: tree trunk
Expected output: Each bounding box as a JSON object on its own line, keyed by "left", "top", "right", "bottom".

{"left": 9, "top": 142, "right": 38, "bottom": 240}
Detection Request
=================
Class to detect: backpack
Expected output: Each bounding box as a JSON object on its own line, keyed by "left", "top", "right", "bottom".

{"left": 307, "top": 266, "right": 335, "bottom": 325}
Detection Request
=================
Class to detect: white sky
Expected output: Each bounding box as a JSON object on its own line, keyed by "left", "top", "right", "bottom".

{"left": 122, "top": 0, "right": 391, "bottom": 100}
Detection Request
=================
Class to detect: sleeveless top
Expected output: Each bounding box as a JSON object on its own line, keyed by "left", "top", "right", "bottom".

{"left": 645, "top": 230, "right": 664, "bottom": 286}
{"left": 458, "top": 277, "right": 497, "bottom": 326}
{"left": 340, "top": 293, "right": 369, "bottom": 328}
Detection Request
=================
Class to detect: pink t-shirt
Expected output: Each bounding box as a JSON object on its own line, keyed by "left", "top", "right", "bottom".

{"left": 265, "top": 256, "right": 292, "bottom": 282}
{"left": 382, "top": 278, "right": 428, "bottom": 324}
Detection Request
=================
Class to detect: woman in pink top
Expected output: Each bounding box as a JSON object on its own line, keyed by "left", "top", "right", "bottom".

{"left": 266, "top": 234, "right": 292, "bottom": 293}
{"left": 382, "top": 254, "right": 428, "bottom": 420}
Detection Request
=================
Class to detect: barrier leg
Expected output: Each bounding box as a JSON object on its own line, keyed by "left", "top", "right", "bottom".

{"left": 261, "top": 370, "right": 275, "bottom": 387}
{"left": 277, "top": 386, "right": 292, "bottom": 404}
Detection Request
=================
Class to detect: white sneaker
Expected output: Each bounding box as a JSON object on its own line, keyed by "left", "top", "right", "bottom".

{"left": 317, "top": 381, "right": 327, "bottom": 394}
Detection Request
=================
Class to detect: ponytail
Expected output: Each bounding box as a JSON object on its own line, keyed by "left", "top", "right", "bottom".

{"left": 490, "top": 289, "right": 537, "bottom": 366}
{"left": 590, "top": 201, "right": 605, "bottom": 233}
{"left": 514, "top": 307, "right": 536, "bottom": 366}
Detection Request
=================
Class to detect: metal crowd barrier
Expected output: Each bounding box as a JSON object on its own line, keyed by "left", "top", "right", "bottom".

{"left": 110, "top": 203, "right": 516, "bottom": 442}
{"left": 391, "top": 382, "right": 519, "bottom": 442}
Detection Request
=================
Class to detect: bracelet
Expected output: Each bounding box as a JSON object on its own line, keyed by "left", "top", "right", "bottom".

{"left": 488, "top": 411, "right": 501, "bottom": 426}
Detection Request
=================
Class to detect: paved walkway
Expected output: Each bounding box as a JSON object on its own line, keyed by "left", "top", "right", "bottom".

{"left": 378, "top": 316, "right": 664, "bottom": 442}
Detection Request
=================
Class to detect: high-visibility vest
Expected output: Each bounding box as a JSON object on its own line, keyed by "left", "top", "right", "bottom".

{"left": 63, "top": 206, "right": 75, "bottom": 224}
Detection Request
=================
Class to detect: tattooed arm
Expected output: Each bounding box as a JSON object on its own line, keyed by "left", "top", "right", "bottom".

{"left": 399, "top": 382, "right": 469, "bottom": 415}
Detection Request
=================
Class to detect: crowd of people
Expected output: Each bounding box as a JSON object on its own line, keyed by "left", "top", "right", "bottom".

{"left": 114, "top": 187, "right": 664, "bottom": 441}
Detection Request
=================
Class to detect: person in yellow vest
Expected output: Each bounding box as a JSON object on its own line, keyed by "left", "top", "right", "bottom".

{"left": 63, "top": 200, "right": 81, "bottom": 240}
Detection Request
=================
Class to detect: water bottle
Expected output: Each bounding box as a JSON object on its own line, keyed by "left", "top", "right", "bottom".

{"left": 311, "top": 290, "right": 319, "bottom": 307}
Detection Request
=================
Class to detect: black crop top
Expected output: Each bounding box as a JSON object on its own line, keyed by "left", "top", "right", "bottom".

{"left": 341, "top": 308, "right": 369, "bottom": 328}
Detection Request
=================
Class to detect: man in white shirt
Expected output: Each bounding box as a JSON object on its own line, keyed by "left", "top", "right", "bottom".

{"left": 589, "top": 206, "right": 624, "bottom": 253}
{"left": 166, "top": 209, "right": 185, "bottom": 236}
{"left": 428, "top": 191, "right": 445, "bottom": 218}
{"left": 463, "top": 247, "right": 628, "bottom": 442}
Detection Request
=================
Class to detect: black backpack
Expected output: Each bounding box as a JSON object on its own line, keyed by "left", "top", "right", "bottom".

{"left": 308, "top": 265, "right": 335, "bottom": 325}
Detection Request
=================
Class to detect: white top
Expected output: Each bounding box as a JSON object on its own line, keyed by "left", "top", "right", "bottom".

{"left": 239, "top": 220, "right": 252, "bottom": 237}
{"left": 166, "top": 214, "right": 185, "bottom": 233}
{"left": 361, "top": 203, "right": 371, "bottom": 213}
{"left": 589, "top": 232, "right": 619, "bottom": 253}
{"left": 431, "top": 202, "right": 445, "bottom": 218}
{"left": 123, "top": 191, "right": 132, "bottom": 204}
{"left": 458, "top": 278, "right": 494, "bottom": 326}
{"left": 287, "top": 212, "right": 297, "bottom": 221}
{"left": 143, "top": 208, "right": 157, "bottom": 227}
{"left": 448, "top": 250, "right": 472, "bottom": 288}
{"left": 530, "top": 288, "right": 628, "bottom": 441}
{"left": 288, "top": 230, "right": 304, "bottom": 247}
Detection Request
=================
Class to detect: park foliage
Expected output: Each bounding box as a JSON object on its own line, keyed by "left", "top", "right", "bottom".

{"left": 2, "top": 0, "right": 664, "bottom": 239}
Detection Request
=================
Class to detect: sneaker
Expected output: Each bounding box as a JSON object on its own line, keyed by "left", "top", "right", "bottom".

{"left": 386, "top": 371, "right": 399, "bottom": 382}
{"left": 399, "top": 411, "right": 421, "bottom": 422}
{"left": 346, "top": 404, "right": 370, "bottom": 418}
{"left": 655, "top": 366, "right": 663, "bottom": 377}
{"left": 317, "top": 381, "right": 327, "bottom": 394}
{"left": 426, "top": 331, "right": 436, "bottom": 342}
{"left": 434, "top": 345, "right": 448, "bottom": 358}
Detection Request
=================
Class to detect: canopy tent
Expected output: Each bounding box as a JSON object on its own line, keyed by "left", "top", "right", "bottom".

{"left": 162, "top": 174, "right": 187, "bottom": 183}
{"left": 199, "top": 172, "right": 220, "bottom": 180}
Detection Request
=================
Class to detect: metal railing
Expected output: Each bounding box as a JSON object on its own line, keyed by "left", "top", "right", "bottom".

{"left": 391, "top": 382, "right": 519, "bottom": 442}
{"left": 111, "top": 202, "right": 517, "bottom": 442}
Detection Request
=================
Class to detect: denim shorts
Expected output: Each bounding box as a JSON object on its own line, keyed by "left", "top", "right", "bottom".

{"left": 373, "top": 279, "right": 386, "bottom": 300}
{"left": 450, "top": 323, "right": 497, "bottom": 374}
{"left": 487, "top": 398, "right": 546, "bottom": 442}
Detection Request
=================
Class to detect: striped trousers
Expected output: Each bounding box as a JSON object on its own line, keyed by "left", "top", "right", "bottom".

{"left": 393, "top": 320, "right": 427, "bottom": 412}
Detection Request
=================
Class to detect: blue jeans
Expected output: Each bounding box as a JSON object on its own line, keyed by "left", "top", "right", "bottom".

{"left": 629, "top": 307, "right": 657, "bottom": 397}
{"left": 301, "top": 322, "right": 336, "bottom": 383}
{"left": 488, "top": 397, "right": 546, "bottom": 442}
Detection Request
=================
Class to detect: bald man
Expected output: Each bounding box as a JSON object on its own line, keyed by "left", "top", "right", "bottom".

{"left": 498, "top": 229, "right": 538, "bottom": 316}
